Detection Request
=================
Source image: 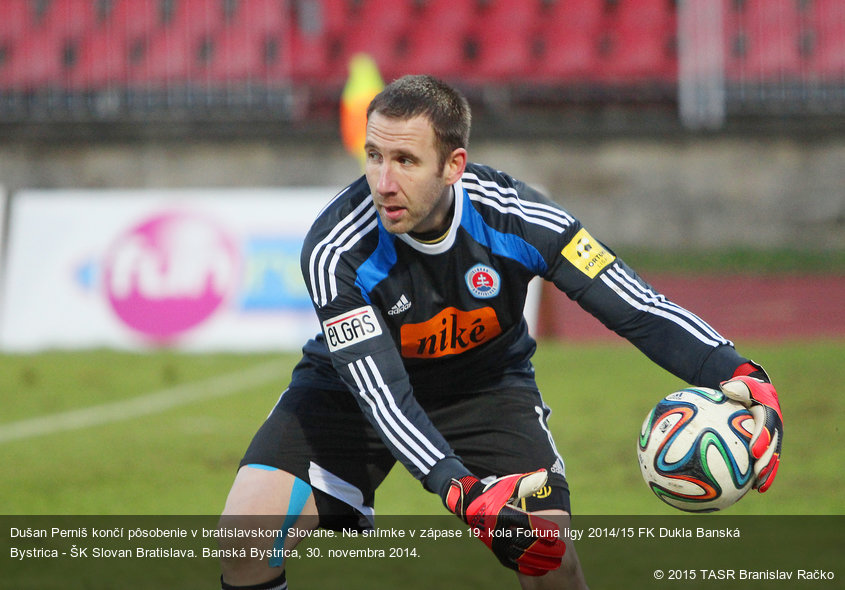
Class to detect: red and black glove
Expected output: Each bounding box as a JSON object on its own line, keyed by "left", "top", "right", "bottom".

{"left": 445, "top": 469, "right": 566, "bottom": 576}
{"left": 720, "top": 362, "right": 783, "bottom": 492}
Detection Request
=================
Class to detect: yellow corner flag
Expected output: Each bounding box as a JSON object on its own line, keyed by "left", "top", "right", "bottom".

{"left": 340, "top": 53, "right": 384, "bottom": 170}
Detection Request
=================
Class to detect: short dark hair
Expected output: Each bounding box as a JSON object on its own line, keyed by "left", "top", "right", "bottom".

{"left": 367, "top": 75, "right": 471, "bottom": 169}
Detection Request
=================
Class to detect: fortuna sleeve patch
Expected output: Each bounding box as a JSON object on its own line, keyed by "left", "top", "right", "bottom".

{"left": 322, "top": 306, "right": 383, "bottom": 351}
{"left": 561, "top": 228, "right": 616, "bottom": 278}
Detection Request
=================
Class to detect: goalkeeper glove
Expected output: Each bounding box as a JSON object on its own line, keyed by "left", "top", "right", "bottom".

{"left": 720, "top": 362, "right": 783, "bottom": 492}
{"left": 444, "top": 469, "right": 566, "bottom": 576}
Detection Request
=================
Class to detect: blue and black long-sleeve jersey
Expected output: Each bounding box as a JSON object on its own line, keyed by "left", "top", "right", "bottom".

{"left": 297, "top": 162, "right": 749, "bottom": 496}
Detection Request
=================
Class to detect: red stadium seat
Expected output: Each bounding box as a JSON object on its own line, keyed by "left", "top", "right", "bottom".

{"left": 107, "top": 0, "right": 163, "bottom": 41}
{"left": 537, "top": 0, "right": 604, "bottom": 29}
{"left": 40, "top": 0, "right": 101, "bottom": 37}
{"left": 288, "top": 0, "right": 371, "bottom": 83}
{"left": 397, "top": 0, "right": 477, "bottom": 80}
{"left": 530, "top": 25, "right": 599, "bottom": 83}
{"left": 811, "top": 0, "right": 845, "bottom": 23}
{"left": 0, "top": 31, "right": 70, "bottom": 90}
{"left": 309, "top": 0, "right": 357, "bottom": 36}
{"left": 289, "top": 0, "right": 419, "bottom": 84}
{"left": 596, "top": 24, "right": 677, "bottom": 83}
{"left": 594, "top": 0, "right": 677, "bottom": 83}
{"left": 229, "top": 0, "right": 288, "bottom": 34}
{"left": 1, "top": 0, "right": 103, "bottom": 91}
{"left": 205, "top": 0, "right": 291, "bottom": 82}
{"left": 127, "top": 33, "right": 196, "bottom": 85}
{"left": 809, "top": 31, "right": 845, "bottom": 79}
{"left": 65, "top": 0, "right": 163, "bottom": 90}
{"left": 0, "top": 0, "right": 33, "bottom": 89}
{"left": 529, "top": 0, "right": 603, "bottom": 83}
{"left": 339, "top": 25, "right": 406, "bottom": 82}
{"left": 604, "top": 0, "right": 674, "bottom": 32}
{"left": 472, "top": 0, "right": 537, "bottom": 27}
{"left": 349, "top": 0, "right": 416, "bottom": 34}
{"left": 207, "top": 27, "right": 280, "bottom": 82}
{"left": 288, "top": 26, "right": 343, "bottom": 82}
{"left": 724, "top": 0, "right": 804, "bottom": 81}
{"left": 165, "top": 0, "right": 226, "bottom": 40}
{"left": 401, "top": 26, "right": 471, "bottom": 80}
{"left": 411, "top": 0, "right": 478, "bottom": 37}
{"left": 469, "top": 31, "right": 535, "bottom": 82}
{"left": 804, "top": 0, "right": 845, "bottom": 80}
{"left": 465, "top": 0, "right": 538, "bottom": 82}
{"left": 0, "top": 0, "right": 35, "bottom": 42}
{"left": 68, "top": 30, "right": 131, "bottom": 90}
{"left": 125, "top": 0, "right": 225, "bottom": 86}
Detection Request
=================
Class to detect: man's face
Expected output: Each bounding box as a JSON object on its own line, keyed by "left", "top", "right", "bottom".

{"left": 364, "top": 112, "right": 463, "bottom": 235}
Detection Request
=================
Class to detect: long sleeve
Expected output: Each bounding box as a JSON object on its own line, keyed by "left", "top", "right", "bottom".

{"left": 484, "top": 172, "right": 747, "bottom": 387}
{"left": 542, "top": 224, "right": 747, "bottom": 387}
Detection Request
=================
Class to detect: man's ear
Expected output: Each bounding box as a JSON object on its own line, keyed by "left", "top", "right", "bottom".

{"left": 443, "top": 148, "right": 468, "bottom": 185}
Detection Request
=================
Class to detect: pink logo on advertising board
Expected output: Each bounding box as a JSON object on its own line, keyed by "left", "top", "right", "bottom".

{"left": 103, "top": 211, "right": 237, "bottom": 342}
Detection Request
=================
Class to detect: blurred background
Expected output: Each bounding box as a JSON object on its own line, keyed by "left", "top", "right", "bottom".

{"left": 1, "top": 0, "right": 843, "bottom": 352}
{"left": 0, "top": 0, "right": 843, "bottom": 523}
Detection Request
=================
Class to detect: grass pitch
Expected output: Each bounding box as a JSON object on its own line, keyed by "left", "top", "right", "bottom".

{"left": 1, "top": 339, "right": 840, "bottom": 516}
{"left": 1, "top": 340, "right": 842, "bottom": 589}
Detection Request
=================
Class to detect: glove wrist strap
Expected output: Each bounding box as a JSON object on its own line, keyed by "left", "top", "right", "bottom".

{"left": 445, "top": 475, "right": 480, "bottom": 518}
{"left": 733, "top": 361, "right": 770, "bottom": 383}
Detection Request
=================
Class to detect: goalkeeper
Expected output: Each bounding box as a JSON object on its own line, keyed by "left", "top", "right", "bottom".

{"left": 218, "top": 75, "right": 782, "bottom": 590}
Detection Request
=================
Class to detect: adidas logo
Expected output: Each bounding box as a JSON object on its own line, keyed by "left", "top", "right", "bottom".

{"left": 387, "top": 294, "right": 412, "bottom": 316}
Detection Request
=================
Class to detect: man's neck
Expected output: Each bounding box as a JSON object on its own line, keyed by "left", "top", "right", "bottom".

{"left": 408, "top": 188, "right": 456, "bottom": 244}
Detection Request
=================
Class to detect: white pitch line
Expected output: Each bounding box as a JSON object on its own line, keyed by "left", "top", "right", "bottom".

{"left": 0, "top": 360, "right": 285, "bottom": 444}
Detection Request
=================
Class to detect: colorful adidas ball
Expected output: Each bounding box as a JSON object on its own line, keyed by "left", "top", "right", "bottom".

{"left": 637, "top": 387, "right": 755, "bottom": 512}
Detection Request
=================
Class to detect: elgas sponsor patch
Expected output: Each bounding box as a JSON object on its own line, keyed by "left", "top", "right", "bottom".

{"left": 322, "top": 306, "right": 382, "bottom": 351}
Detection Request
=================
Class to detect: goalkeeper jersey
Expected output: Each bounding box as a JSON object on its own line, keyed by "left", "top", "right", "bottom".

{"left": 296, "top": 162, "right": 748, "bottom": 492}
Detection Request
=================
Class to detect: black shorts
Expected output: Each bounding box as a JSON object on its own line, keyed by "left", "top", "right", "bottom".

{"left": 240, "top": 385, "right": 570, "bottom": 530}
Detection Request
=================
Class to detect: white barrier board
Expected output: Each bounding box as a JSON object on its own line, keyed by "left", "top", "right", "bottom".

{"left": 0, "top": 188, "right": 332, "bottom": 352}
{"left": 0, "top": 188, "right": 7, "bottom": 329}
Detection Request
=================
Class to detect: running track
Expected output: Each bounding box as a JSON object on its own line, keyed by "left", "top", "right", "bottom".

{"left": 537, "top": 274, "right": 845, "bottom": 341}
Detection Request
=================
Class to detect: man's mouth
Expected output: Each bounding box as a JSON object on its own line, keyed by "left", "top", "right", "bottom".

{"left": 383, "top": 205, "right": 406, "bottom": 222}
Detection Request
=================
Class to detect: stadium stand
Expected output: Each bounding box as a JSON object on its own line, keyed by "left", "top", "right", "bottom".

{"left": 0, "top": 0, "right": 843, "bottom": 123}
{"left": 724, "top": 0, "right": 805, "bottom": 83}
{"left": 400, "top": 25, "right": 469, "bottom": 81}
{"left": 206, "top": 25, "right": 279, "bottom": 83}
{"left": 125, "top": 0, "right": 224, "bottom": 86}
{"left": 391, "top": 0, "right": 477, "bottom": 81}
{"left": 1, "top": 0, "right": 98, "bottom": 90}
{"left": 0, "top": 0, "right": 35, "bottom": 43}
{"left": 226, "top": 0, "right": 288, "bottom": 34}
{"left": 208, "top": 0, "right": 292, "bottom": 84}
{"left": 70, "top": 27, "right": 129, "bottom": 90}
{"left": 0, "top": 29, "right": 70, "bottom": 91}
{"left": 345, "top": 28, "right": 405, "bottom": 81}
{"left": 805, "top": 0, "right": 845, "bottom": 82}
{"left": 462, "top": 0, "right": 538, "bottom": 82}
{"left": 595, "top": 0, "right": 677, "bottom": 84}
{"left": 530, "top": 0, "right": 602, "bottom": 83}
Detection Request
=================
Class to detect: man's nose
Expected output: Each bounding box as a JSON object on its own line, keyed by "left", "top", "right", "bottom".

{"left": 377, "top": 163, "right": 397, "bottom": 194}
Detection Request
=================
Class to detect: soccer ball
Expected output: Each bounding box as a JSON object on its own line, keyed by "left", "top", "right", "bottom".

{"left": 637, "top": 387, "right": 755, "bottom": 512}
